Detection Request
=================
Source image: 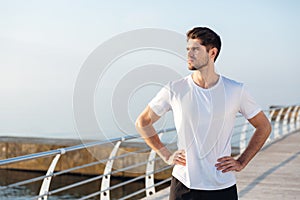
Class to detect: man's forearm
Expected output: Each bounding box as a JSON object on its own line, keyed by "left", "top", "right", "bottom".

{"left": 237, "top": 125, "right": 271, "bottom": 169}
{"left": 216, "top": 125, "right": 271, "bottom": 172}
{"left": 135, "top": 106, "right": 186, "bottom": 166}
{"left": 136, "top": 123, "right": 172, "bottom": 161}
{"left": 216, "top": 112, "right": 271, "bottom": 173}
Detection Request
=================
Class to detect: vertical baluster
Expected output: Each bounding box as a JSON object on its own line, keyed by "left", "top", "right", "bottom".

{"left": 38, "top": 148, "right": 66, "bottom": 200}
{"left": 282, "top": 106, "right": 293, "bottom": 135}
{"left": 100, "top": 140, "right": 122, "bottom": 200}
{"left": 274, "top": 108, "right": 284, "bottom": 139}
{"left": 289, "top": 106, "right": 298, "bottom": 132}
{"left": 296, "top": 106, "right": 300, "bottom": 129}
{"left": 267, "top": 109, "right": 276, "bottom": 143}
{"left": 145, "top": 133, "right": 163, "bottom": 197}
{"left": 239, "top": 119, "right": 249, "bottom": 154}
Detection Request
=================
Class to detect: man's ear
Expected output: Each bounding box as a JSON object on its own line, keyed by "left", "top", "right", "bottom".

{"left": 209, "top": 47, "right": 218, "bottom": 61}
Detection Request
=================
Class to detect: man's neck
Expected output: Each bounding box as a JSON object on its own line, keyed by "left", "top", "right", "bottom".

{"left": 192, "top": 68, "right": 219, "bottom": 89}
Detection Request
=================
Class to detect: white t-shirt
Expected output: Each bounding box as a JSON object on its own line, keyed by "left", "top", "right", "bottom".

{"left": 148, "top": 75, "right": 261, "bottom": 190}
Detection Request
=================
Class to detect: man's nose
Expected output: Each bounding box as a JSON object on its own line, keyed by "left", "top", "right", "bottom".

{"left": 187, "top": 50, "right": 193, "bottom": 57}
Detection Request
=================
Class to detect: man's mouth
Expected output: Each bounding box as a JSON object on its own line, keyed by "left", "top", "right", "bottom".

{"left": 188, "top": 57, "right": 195, "bottom": 62}
{"left": 188, "top": 59, "right": 194, "bottom": 63}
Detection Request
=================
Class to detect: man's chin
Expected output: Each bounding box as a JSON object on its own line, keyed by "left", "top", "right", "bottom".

{"left": 188, "top": 65, "right": 197, "bottom": 71}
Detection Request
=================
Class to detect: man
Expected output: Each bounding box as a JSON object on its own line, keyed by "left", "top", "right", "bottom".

{"left": 135, "top": 27, "right": 271, "bottom": 200}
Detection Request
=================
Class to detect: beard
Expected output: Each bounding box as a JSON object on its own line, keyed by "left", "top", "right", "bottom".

{"left": 188, "top": 65, "right": 198, "bottom": 71}
{"left": 188, "top": 59, "right": 209, "bottom": 71}
{"left": 188, "top": 53, "right": 209, "bottom": 71}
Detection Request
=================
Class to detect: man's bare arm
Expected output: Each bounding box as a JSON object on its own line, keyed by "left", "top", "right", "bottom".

{"left": 135, "top": 106, "right": 186, "bottom": 166}
{"left": 216, "top": 111, "right": 271, "bottom": 172}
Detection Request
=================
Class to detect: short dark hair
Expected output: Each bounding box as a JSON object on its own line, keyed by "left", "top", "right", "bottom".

{"left": 186, "top": 27, "right": 221, "bottom": 62}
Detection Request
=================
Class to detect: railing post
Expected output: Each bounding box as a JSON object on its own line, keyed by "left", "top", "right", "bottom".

{"left": 38, "top": 148, "right": 66, "bottom": 200}
{"left": 239, "top": 119, "right": 249, "bottom": 154}
{"left": 274, "top": 107, "right": 285, "bottom": 139}
{"left": 266, "top": 109, "right": 276, "bottom": 143}
{"left": 289, "top": 106, "right": 298, "bottom": 132}
{"left": 282, "top": 106, "right": 293, "bottom": 135}
{"left": 297, "top": 106, "right": 300, "bottom": 129}
{"left": 100, "top": 140, "right": 122, "bottom": 200}
{"left": 145, "top": 133, "right": 163, "bottom": 197}
{"left": 145, "top": 151, "right": 156, "bottom": 197}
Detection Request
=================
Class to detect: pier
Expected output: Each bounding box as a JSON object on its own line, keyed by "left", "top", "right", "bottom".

{"left": 0, "top": 105, "right": 299, "bottom": 199}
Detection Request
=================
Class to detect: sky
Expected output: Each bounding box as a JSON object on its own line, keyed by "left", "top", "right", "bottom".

{"left": 0, "top": 0, "right": 299, "bottom": 139}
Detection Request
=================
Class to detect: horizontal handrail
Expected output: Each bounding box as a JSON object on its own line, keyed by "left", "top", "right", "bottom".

{"left": 0, "top": 128, "right": 176, "bottom": 166}
{"left": 77, "top": 164, "right": 173, "bottom": 200}
{"left": 0, "top": 136, "right": 133, "bottom": 166}
{"left": 120, "top": 177, "right": 172, "bottom": 200}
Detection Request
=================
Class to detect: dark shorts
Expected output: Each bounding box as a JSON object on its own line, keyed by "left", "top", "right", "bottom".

{"left": 169, "top": 176, "right": 238, "bottom": 200}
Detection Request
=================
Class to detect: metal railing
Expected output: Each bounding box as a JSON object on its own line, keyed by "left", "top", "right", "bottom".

{"left": 0, "top": 105, "right": 300, "bottom": 199}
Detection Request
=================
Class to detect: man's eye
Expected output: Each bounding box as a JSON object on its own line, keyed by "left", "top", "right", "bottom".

{"left": 187, "top": 47, "right": 200, "bottom": 52}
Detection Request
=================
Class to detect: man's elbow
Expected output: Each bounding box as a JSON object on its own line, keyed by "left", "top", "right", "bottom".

{"left": 135, "top": 115, "right": 152, "bottom": 129}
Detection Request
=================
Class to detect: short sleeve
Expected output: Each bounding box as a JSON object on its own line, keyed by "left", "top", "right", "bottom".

{"left": 239, "top": 85, "right": 261, "bottom": 119}
{"left": 148, "top": 83, "right": 172, "bottom": 116}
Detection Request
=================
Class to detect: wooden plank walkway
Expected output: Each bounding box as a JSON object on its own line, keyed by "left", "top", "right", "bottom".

{"left": 143, "top": 130, "right": 300, "bottom": 200}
